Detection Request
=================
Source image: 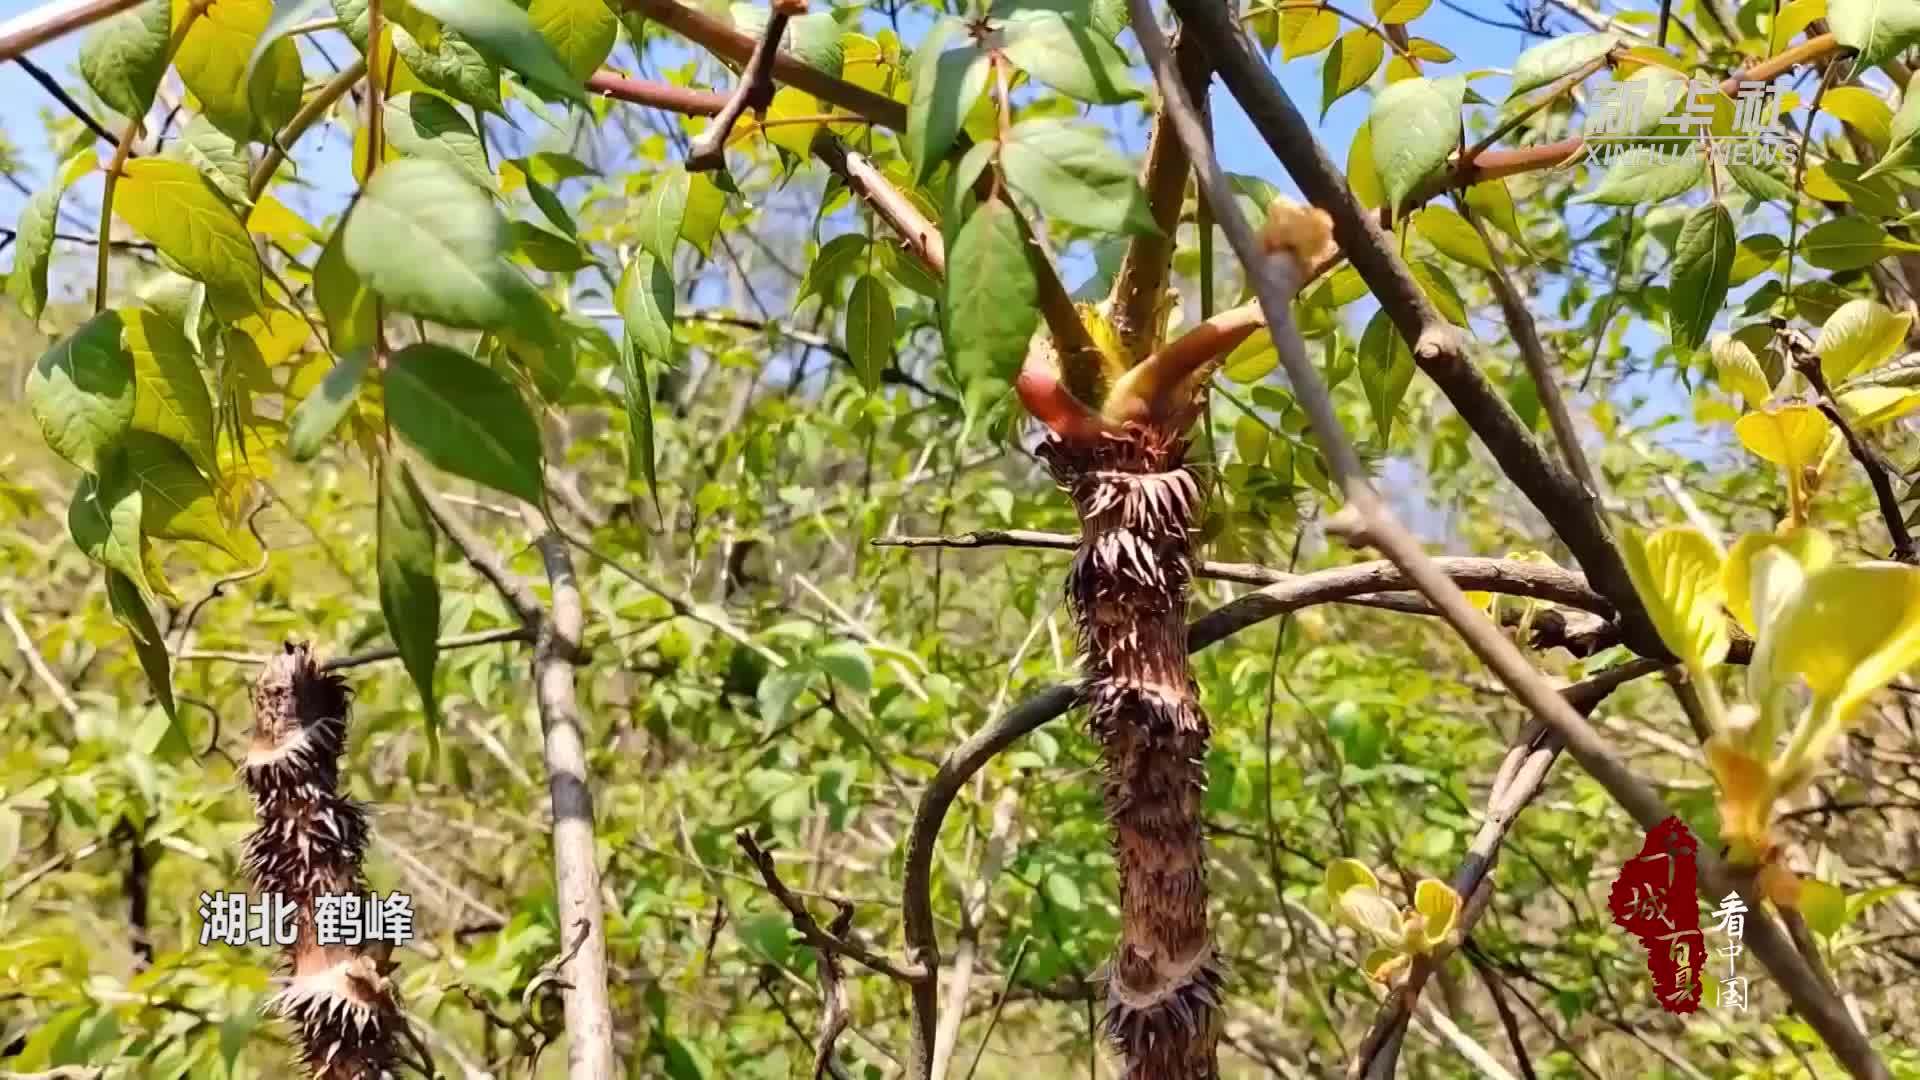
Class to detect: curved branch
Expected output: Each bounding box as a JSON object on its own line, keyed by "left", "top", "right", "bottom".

{"left": 0, "top": 0, "right": 143, "bottom": 63}
{"left": 620, "top": 0, "right": 906, "bottom": 130}
{"left": 586, "top": 70, "right": 727, "bottom": 116}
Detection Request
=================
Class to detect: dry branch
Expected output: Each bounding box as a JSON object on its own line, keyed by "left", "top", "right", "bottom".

{"left": 686, "top": 4, "right": 794, "bottom": 171}
{"left": 1146, "top": 4, "right": 1889, "bottom": 1076}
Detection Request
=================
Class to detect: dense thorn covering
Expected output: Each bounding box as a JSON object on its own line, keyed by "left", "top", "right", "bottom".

{"left": 1041, "top": 426, "right": 1222, "bottom": 1078}
{"left": 243, "top": 643, "right": 400, "bottom": 1080}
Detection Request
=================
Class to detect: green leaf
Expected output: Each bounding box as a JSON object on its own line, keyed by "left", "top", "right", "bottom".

{"left": 1000, "top": 10, "right": 1140, "bottom": 104}
{"left": 528, "top": 0, "right": 616, "bottom": 82}
{"left": 1575, "top": 155, "right": 1704, "bottom": 206}
{"left": 731, "top": 4, "right": 844, "bottom": 75}
{"left": 817, "top": 641, "right": 873, "bottom": 694}
{"left": 1222, "top": 330, "right": 1277, "bottom": 383}
{"left": 1508, "top": 32, "right": 1614, "bottom": 99}
{"left": 683, "top": 172, "right": 727, "bottom": 258}
{"left": 1667, "top": 203, "right": 1734, "bottom": 353}
{"left": 387, "top": 343, "right": 545, "bottom": 502}
{"left": 1803, "top": 217, "right": 1919, "bottom": 271}
{"left": 844, "top": 274, "right": 893, "bottom": 391}
{"left": 1043, "top": 870, "right": 1083, "bottom": 912}
{"left": 1816, "top": 299, "right": 1914, "bottom": 383}
{"left": 344, "top": 158, "right": 529, "bottom": 329}
{"left": 618, "top": 252, "right": 676, "bottom": 359}
{"left": 1863, "top": 88, "right": 1920, "bottom": 180}
{"left": 378, "top": 455, "right": 442, "bottom": 735}
{"left": 175, "top": 0, "right": 302, "bottom": 142}
{"left": 106, "top": 567, "right": 181, "bottom": 744}
{"left": 1619, "top": 526, "right": 1729, "bottom": 670}
{"left": 616, "top": 332, "right": 658, "bottom": 511}
{"left": 1369, "top": 75, "right": 1465, "bottom": 214}
{"left": 1801, "top": 880, "right": 1846, "bottom": 937}
{"left": 28, "top": 312, "right": 135, "bottom": 474}
{"left": 120, "top": 430, "right": 243, "bottom": 557}
{"left": 1358, "top": 307, "right": 1413, "bottom": 442}
{"left": 123, "top": 308, "right": 216, "bottom": 475}
{"left": 10, "top": 153, "right": 93, "bottom": 322}
{"left": 167, "top": 115, "right": 252, "bottom": 208}
{"left": 799, "top": 233, "right": 870, "bottom": 306}
{"left": 79, "top": 0, "right": 171, "bottom": 120}
{"left": 385, "top": 92, "right": 494, "bottom": 192}
{"left": 69, "top": 456, "right": 148, "bottom": 599}
{"left": 1727, "top": 160, "right": 1795, "bottom": 203}
{"left": 1000, "top": 119, "right": 1158, "bottom": 236}
{"left": 638, "top": 167, "right": 690, "bottom": 265}
{"left": 412, "top": 0, "right": 586, "bottom": 105}
{"left": 1829, "top": 0, "right": 1920, "bottom": 68}
{"left": 1321, "top": 30, "right": 1385, "bottom": 119}
{"left": 392, "top": 23, "right": 504, "bottom": 114}
{"left": 315, "top": 217, "right": 378, "bottom": 353}
{"left": 1411, "top": 206, "right": 1492, "bottom": 271}
{"left": 289, "top": 347, "right": 372, "bottom": 461}
{"left": 113, "top": 158, "right": 265, "bottom": 318}
{"left": 907, "top": 22, "right": 989, "bottom": 184}
{"left": 247, "top": 0, "right": 330, "bottom": 128}
{"left": 946, "top": 198, "right": 1039, "bottom": 391}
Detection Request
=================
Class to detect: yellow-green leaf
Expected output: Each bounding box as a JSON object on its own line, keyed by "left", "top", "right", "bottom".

{"left": 1821, "top": 86, "right": 1894, "bottom": 148}
{"left": 1839, "top": 386, "right": 1920, "bottom": 429}
{"left": 1801, "top": 879, "right": 1846, "bottom": 936}
{"left": 1413, "top": 878, "right": 1460, "bottom": 950}
{"left": 1411, "top": 206, "right": 1493, "bottom": 271}
{"left": 1281, "top": 6, "right": 1339, "bottom": 59}
{"left": 174, "top": 0, "right": 301, "bottom": 141}
{"left": 125, "top": 308, "right": 216, "bottom": 476}
{"left": 1619, "top": 526, "right": 1730, "bottom": 669}
{"left": 121, "top": 430, "right": 246, "bottom": 559}
{"left": 1766, "top": 562, "right": 1920, "bottom": 721}
{"left": 114, "top": 159, "right": 265, "bottom": 319}
{"left": 1735, "top": 405, "right": 1830, "bottom": 470}
{"left": 1815, "top": 298, "right": 1913, "bottom": 383}
{"left": 1324, "top": 857, "right": 1378, "bottom": 904}
{"left": 1710, "top": 332, "right": 1772, "bottom": 408}
{"left": 527, "top": 0, "right": 615, "bottom": 82}
{"left": 1722, "top": 528, "right": 1832, "bottom": 635}
{"left": 1322, "top": 30, "right": 1385, "bottom": 120}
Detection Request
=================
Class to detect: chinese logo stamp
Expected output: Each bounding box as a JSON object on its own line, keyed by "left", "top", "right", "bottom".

{"left": 1608, "top": 816, "right": 1704, "bottom": 1015}
{"left": 1583, "top": 76, "right": 1799, "bottom": 169}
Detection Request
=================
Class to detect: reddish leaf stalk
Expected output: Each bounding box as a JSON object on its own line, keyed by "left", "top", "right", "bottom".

{"left": 243, "top": 644, "right": 400, "bottom": 1079}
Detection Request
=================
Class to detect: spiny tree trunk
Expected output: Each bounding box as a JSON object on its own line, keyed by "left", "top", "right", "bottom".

{"left": 243, "top": 643, "right": 401, "bottom": 1079}
{"left": 1043, "top": 427, "right": 1222, "bottom": 1077}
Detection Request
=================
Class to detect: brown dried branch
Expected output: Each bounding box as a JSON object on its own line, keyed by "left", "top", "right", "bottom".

{"left": 686, "top": 4, "right": 795, "bottom": 171}
{"left": 814, "top": 904, "right": 855, "bottom": 1079}
{"left": 1143, "top": 6, "right": 1888, "bottom": 1077}
{"left": 1791, "top": 352, "right": 1917, "bottom": 563}
{"left": 736, "top": 830, "right": 929, "bottom": 985}
{"left": 1455, "top": 194, "right": 1600, "bottom": 496}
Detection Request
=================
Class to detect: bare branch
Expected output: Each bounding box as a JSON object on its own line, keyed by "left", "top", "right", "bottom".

{"left": 518, "top": 504, "right": 616, "bottom": 1080}
{"left": 411, "top": 466, "right": 546, "bottom": 629}
{"left": 737, "top": 830, "right": 930, "bottom": 984}
{"left": 621, "top": 0, "right": 905, "bottom": 130}
{"left": 2, "top": 603, "right": 79, "bottom": 720}
{"left": 14, "top": 55, "right": 116, "bottom": 145}
{"left": 0, "top": 0, "right": 143, "bottom": 63}
{"left": 686, "top": 3, "right": 795, "bottom": 172}
{"left": 1791, "top": 351, "right": 1917, "bottom": 563}
{"left": 813, "top": 132, "right": 944, "bottom": 275}
{"left": 586, "top": 69, "right": 727, "bottom": 116}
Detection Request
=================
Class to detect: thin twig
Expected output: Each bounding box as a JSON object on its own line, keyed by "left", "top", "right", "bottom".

{"left": 14, "top": 55, "right": 116, "bottom": 144}
{"left": 686, "top": 2, "right": 796, "bottom": 171}
{"left": 1, "top": 603, "right": 79, "bottom": 719}
{"left": 1793, "top": 351, "right": 1917, "bottom": 563}
{"left": 737, "top": 830, "right": 929, "bottom": 984}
